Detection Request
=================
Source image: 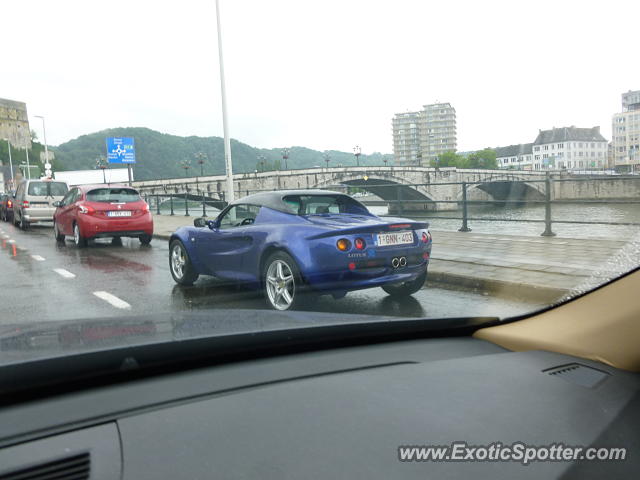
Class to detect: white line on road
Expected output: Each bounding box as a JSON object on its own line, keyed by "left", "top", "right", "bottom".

{"left": 53, "top": 268, "right": 76, "bottom": 279}
{"left": 93, "top": 291, "right": 132, "bottom": 310}
{"left": 31, "top": 255, "right": 45, "bottom": 261}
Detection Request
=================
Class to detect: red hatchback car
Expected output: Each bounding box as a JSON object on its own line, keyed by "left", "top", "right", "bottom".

{"left": 53, "top": 185, "right": 153, "bottom": 247}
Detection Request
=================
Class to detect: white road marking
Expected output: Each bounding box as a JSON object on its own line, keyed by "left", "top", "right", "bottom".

{"left": 53, "top": 268, "right": 76, "bottom": 279}
{"left": 31, "top": 255, "right": 45, "bottom": 261}
{"left": 93, "top": 291, "right": 131, "bottom": 310}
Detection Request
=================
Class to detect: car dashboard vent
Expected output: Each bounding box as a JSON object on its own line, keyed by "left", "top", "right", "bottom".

{"left": 543, "top": 363, "right": 610, "bottom": 388}
{"left": 0, "top": 452, "right": 90, "bottom": 480}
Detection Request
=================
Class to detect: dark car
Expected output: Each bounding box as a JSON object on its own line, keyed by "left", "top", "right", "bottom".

{"left": 0, "top": 192, "right": 15, "bottom": 222}
{"left": 169, "top": 190, "right": 433, "bottom": 310}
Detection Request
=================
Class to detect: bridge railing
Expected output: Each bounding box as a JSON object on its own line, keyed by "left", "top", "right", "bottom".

{"left": 236, "top": 174, "right": 640, "bottom": 236}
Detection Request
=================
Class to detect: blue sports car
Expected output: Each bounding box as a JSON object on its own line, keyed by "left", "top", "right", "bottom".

{"left": 169, "top": 190, "right": 432, "bottom": 310}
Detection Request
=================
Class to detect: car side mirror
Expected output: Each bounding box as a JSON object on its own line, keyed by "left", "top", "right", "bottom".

{"left": 193, "top": 217, "right": 207, "bottom": 228}
{"left": 207, "top": 219, "right": 218, "bottom": 230}
{"left": 52, "top": 201, "right": 62, "bottom": 207}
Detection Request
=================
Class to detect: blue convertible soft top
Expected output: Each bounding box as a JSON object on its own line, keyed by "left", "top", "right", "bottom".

{"left": 230, "top": 190, "right": 369, "bottom": 215}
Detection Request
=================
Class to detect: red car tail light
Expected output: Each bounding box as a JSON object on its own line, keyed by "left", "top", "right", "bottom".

{"left": 336, "top": 238, "right": 351, "bottom": 251}
{"left": 22, "top": 200, "right": 29, "bottom": 208}
{"left": 348, "top": 262, "right": 356, "bottom": 271}
{"left": 78, "top": 204, "right": 95, "bottom": 215}
{"left": 142, "top": 203, "right": 150, "bottom": 213}
{"left": 7, "top": 200, "right": 12, "bottom": 208}
{"left": 354, "top": 238, "right": 365, "bottom": 250}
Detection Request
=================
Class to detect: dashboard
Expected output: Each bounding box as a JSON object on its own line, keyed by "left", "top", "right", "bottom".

{"left": 0, "top": 336, "right": 638, "bottom": 479}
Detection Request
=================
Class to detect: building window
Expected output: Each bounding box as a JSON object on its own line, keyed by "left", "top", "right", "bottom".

{"left": 534, "top": 146, "right": 540, "bottom": 152}
{"left": 557, "top": 143, "right": 564, "bottom": 148}
{"left": 544, "top": 145, "right": 549, "bottom": 150}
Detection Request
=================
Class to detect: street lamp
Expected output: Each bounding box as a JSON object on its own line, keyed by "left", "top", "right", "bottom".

{"left": 281, "top": 148, "right": 290, "bottom": 170}
{"left": 383, "top": 157, "right": 388, "bottom": 167}
{"left": 353, "top": 145, "right": 361, "bottom": 167}
{"left": 95, "top": 156, "right": 108, "bottom": 183}
{"left": 323, "top": 152, "right": 331, "bottom": 169}
{"left": 181, "top": 159, "right": 191, "bottom": 216}
{"left": 194, "top": 152, "right": 207, "bottom": 177}
{"left": 3, "top": 139, "right": 13, "bottom": 186}
{"left": 257, "top": 154, "right": 267, "bottom": 172}
{"left": 34, "top": 115, "right": 50, "bottom": 178}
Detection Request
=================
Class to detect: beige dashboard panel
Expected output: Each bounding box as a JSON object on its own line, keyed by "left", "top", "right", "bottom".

{"left": 473, "top": 269, "right": 640, "bottom": 372}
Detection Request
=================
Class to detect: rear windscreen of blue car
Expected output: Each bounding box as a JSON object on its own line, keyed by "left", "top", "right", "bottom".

{"left": 86, "top": 188, "right": 141, "bottom": 203}
{"left": 283, "top": 195, "right": 370, "bottom": 215}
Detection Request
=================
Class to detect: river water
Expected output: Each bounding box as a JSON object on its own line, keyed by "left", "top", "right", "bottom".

{"left": 369, "top": 203, "right": 640, "bottom": 240}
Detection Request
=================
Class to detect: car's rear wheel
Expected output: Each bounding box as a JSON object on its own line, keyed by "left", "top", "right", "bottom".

{"left": 73, "top": 223, "right": 87, "bottom": 248}
{"left": 169, "top": 240, "right": 198, "bottom": 285}
{"left": 263, "top": 252, "right": 303, "bottom": 311}
{"left": 53, "top": 221, "right": 65, "bottom": 242}
{"left": 139, "top": 234, "right": 152, "bottom": 245}
{"left": 382, "top": 270, "right": 427, "bottom": 298}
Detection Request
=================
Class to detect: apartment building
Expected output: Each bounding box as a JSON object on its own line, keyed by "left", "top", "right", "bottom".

{"left": 611, "top": 90, "right": 640, "bottom": 172}
{"left": 496, "top": 144, "right": 533, "bottom": 169}
{"left": 392, "top": 103, "right": 457, "bottom": 166}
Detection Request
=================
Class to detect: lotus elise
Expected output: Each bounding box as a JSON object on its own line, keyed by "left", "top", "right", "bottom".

{"left": 169, "top": 190, "right": 432, "bottom": 310}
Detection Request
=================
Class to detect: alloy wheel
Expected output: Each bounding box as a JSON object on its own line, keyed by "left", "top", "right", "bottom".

{"left": 265, "top": 259, "right": 295, "bottom": 310}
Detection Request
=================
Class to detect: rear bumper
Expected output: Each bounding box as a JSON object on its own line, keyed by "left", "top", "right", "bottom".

{"left": 305, "top": 260, "right": 429, "bottom": 292}
{"left": 23, "top": 208, "right": 56, "bottom": 222}
{"left": 79, "top": 214, "right": 154, "bottom": 239}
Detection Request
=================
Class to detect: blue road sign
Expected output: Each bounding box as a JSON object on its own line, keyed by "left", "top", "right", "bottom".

{"left": 106, "top": 137, "right": 136, "bottom": 164}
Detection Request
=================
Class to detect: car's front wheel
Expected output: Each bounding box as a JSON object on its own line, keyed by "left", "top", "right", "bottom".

{"left": 263, "top": 252, "right": 304, "bottom": 311}
{"left": 169, "top": 240, "right": 199, "bottom": 285}
{"left": 382, "top": 270, "right": 427, "bottom": 298}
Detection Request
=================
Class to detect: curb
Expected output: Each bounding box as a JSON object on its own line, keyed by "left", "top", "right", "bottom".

{"left": 427, "top": 270, "right": 569, "bottom": 304}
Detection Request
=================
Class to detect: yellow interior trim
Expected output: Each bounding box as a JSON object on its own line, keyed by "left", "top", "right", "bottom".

{"left": 473, "top": 269, "right": 640, "bottom": 372}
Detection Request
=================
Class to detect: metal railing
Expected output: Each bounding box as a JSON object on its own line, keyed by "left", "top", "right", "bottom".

{"left": 140, "top": 174, "right": 640, "bottom": 236}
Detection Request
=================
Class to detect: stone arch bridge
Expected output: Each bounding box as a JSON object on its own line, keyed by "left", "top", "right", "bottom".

{"left": 133, "top": 166, "right": 639, "bottom": 214}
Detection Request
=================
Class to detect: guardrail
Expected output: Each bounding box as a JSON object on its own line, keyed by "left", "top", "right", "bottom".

{"left": 139, "top": 174, "right": 640, "bottom": 236}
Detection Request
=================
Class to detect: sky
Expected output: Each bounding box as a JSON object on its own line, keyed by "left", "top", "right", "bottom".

{"left": 3, "top": 0, "right": 639, "bottom": 154}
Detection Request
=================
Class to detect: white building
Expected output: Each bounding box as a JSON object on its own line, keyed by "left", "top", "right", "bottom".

{"left": 531, "top": 126, "right": 608, "bottom": 171}
{"left": 392, "top": 103, "right": 457, "bottom": 166}
{"left": 612, "top": 90, "right": 640, "bottom": 173}
{"left": 496, "top": 144, "right": 533, "bottom": 170}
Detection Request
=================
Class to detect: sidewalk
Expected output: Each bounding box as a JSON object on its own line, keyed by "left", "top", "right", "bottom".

{"left": 152, "top": 214, "right": 629, "bottom": 303}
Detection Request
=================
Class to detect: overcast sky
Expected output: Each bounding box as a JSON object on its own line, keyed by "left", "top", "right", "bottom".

{"left": 3, "top": 0, "right": 639, "bottom": 154}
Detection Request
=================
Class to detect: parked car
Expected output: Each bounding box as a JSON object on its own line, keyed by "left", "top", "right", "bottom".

{"left": 0, "top": 192, "right": 15, "bottom": 222}
{"left": 12, "top": 179, "right": 69, "bottom": 229}
{"left": 169, "top": 190, "right": 432, "bottom": 310}
{"left": 53, "top": 184, "right": 153, "bottom": 247}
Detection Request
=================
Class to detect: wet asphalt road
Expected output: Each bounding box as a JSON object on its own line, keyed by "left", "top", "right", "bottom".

{"left": 0, "top": 221, "right": 543, "bottom": 325}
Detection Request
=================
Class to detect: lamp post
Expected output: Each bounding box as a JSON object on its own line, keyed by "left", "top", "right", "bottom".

{"left": 281, "top": 148, "right": 290, "bottom": 170}
{"left": 34, "top": 115, "right": 50, "bottom": 177}
{"left": 194, "top": 151, "right": 207, "bottom": 177}
{"left": 323, "top": 152, "right": 330, "bottom": 169}
{"left": 181, "top": 160, "right": 191, "bottom": 216}
{"left": 257, "top": 154, "right": 266, "bottom": 172}
{"left": 3, "top": 139, "right": 13, "bottom": 187}
{"left": 383, "top": 157, "right": 388, "bottom": 167}
{"left": 95, "top": 156, "right": 108, "bottom": 183}
{"left": 24, "top": 143, "right": 31, "bottom": 179}
{"left": 353, "top": 145, "right": 361, "bottom": 167}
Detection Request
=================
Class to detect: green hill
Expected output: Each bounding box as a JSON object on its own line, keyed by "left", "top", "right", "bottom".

{"left": 51, "top": 127, "right": 392, "bottom": 181}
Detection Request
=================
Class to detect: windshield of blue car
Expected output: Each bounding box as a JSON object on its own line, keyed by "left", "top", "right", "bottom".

{"left": 0, "top": 0, "right": 639, "bottom": 367}
{"left": 284, "top": 195, "right": 370, "bottom": 216}
{"left": 86, "top": 188, "right": 141, "bottom": 203}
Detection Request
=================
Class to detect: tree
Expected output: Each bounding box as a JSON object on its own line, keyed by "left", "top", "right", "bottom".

{"left": 432, "top": 151, "right": 465, "bottom": 168}
{"left": 465, "top": 148, "right": 498, "bottom": 169}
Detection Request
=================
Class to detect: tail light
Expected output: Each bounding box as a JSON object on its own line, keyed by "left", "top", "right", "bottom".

{"left": 421, "top": 231, "right": 431, "bottom": 243}
{"left": 142, "top": 203, "right": 150, "bottom": 213}
{"left": 336, "top": 238, "right": 351, "bottom": 251}
{"left": 354, "top": 238, "right": 366, "bottom": 250}
{"left": 22, "top": 200, "right": 29, "bottom": 208}
{"left": 7, "top": 200, "right": 12, "bottom": 208}
{"left": 78, "top": 204, "right": 95, "bottom": 215}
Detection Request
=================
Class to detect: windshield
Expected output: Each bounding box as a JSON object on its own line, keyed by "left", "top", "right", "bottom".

{"left": 86, "top": 188, "right": 141, "bottom": 203}
{"left": 283, "top": 195, "right": 370, "bottom": 215}
{"left": 0, "top": 0, "right": 638, "bottom": 366}
{"left": 27, "top": 181, "right": 68, "bottom": 196}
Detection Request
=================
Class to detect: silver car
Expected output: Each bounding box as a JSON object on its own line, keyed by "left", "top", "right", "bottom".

{"left": 13, "top": 179, "right": 69, "bottom": 229}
